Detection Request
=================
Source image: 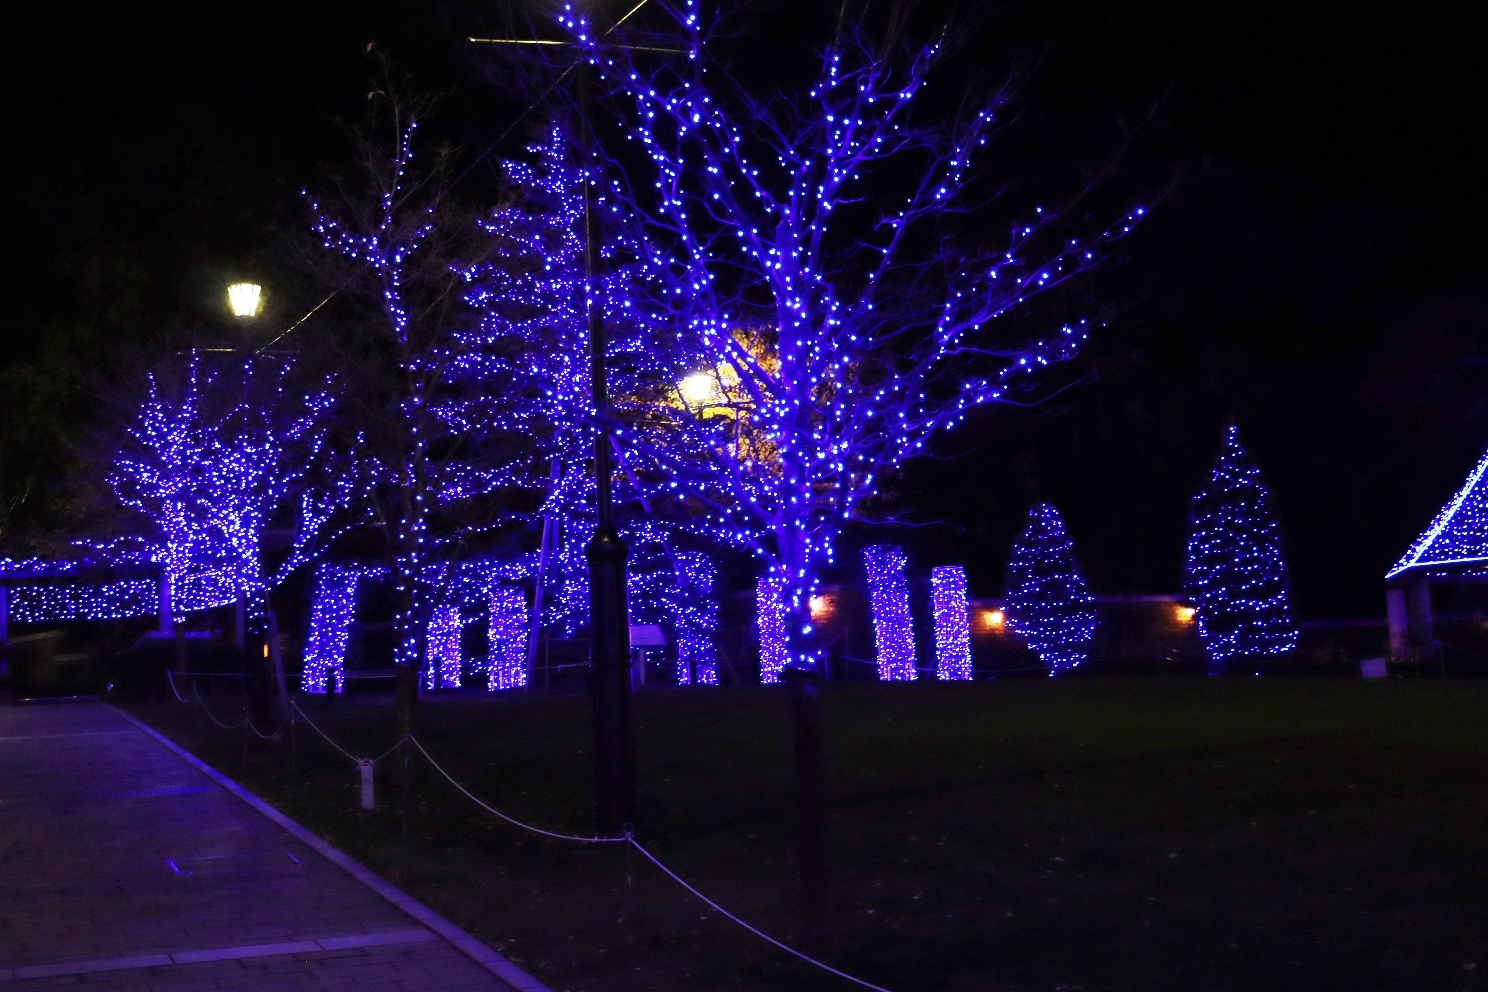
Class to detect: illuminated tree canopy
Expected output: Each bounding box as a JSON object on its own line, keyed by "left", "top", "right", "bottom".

{"left": 105, "top": 357, "right": 351, "bottom": 627}
{"left": 557, "top": 2, "right": 1146, "bottom": 667}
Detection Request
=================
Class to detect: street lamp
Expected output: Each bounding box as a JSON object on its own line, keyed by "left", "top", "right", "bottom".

{"left": 227, "top": 282, "right": 263, "bottom": 319}
{"left": 678, "top": 371, "right": 716, "bottom": 407}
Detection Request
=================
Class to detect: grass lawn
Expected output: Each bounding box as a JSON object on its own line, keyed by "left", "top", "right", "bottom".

{"left": 121, "top": 677, "right": 1488, "bottom": 992}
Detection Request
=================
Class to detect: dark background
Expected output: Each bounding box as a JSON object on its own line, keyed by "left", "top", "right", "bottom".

{"left": 2, "top": 0, "right": 1484, "bottom": 618}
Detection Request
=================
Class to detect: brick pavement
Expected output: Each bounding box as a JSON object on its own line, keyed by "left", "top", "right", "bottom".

{"left": 0, "top": 702, "right": 539, "bottom": 991}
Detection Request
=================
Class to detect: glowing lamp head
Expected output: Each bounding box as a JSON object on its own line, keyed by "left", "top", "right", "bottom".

{"left": 984, "top": 608, "right": 1005, "bottom": 630}
{"left": 809, "top": 594, "right": 831, "bottom": 621}
{"left": 678, "top": 372, "right": 716, "bottom": 407}
{"left": 227, "top": 282, "right": 263, "bottom": 318}
{"left": 1176, "top": 605, "right": 1196, "bottom": 624}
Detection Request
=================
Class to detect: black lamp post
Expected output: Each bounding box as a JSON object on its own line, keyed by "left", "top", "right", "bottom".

{"left": 468, "top": 31, "right": 638, "bottom": 837}
{"left": 577, "top": 59, "right": 637, "bottom": 837}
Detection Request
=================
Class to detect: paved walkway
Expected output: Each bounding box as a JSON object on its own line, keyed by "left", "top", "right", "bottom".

{"left": 0, "top": 701, "right": 529, "bottom": 991}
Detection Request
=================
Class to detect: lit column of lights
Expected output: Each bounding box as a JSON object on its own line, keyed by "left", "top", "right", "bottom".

{"left": 424, "top": 604, "right": 464, "bottom": 690}
{"left": 677, "top": 633, "right": 718, "bottom": 685}
{"left": 756, "top": 574, "right": 790, "bottom": 684}
{"left": 863, "top": 545, "right": 917, "bottom": 681}
{"left": 931, "top": 565, "right": 972, "bottom": 680}
{"left": 486, "top": 585, "right": 528, "bottom": 690}
{"left": 664, "top": 546, "right": 719, "bottom": 686}
{"left": 1184, "top": 425, "right": 1299, "bottom": 673}
{"left": 1005, "top": 503, "right": 1097, "bottom": 674}
{"left": 302, "top": 565, "right": 363, "bottom": 694}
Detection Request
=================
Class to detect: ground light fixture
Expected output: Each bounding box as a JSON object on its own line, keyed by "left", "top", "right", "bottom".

{"left": 227, "top": 282, "right": 263, "bottom": 318}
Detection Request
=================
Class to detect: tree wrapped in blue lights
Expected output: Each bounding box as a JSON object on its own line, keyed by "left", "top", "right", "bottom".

{"left": 556, "top": 4, "right": 1146, "bottom": 669}
{"left": 106, "top": 357, "right": 351, "bottom": 630}
{"left": 305, "top": 89, "right": 519, "bottom": 675}
{"left": 1184, "top": 425, "right": 1299, "bottom": 671}
{"left": 456, "top": 125, "right": 718, "bottom": 660}
{"left": 106, "top": 362, "right": 216, "bottom": 605}
{"left": 1005, "top": 502, "right": 1097, "bottom": 674}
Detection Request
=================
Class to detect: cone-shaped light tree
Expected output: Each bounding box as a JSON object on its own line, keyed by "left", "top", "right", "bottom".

{"left": 1184, "top": 425, "right": 1299, "bottom": 672}
{"left": 1005, "top": 502, "right": 1097, "bottom": 674}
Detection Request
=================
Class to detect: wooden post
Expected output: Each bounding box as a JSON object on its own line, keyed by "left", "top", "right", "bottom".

{"left": 1385, "top": 586, "right": 1408, "bottom": 660}
{"left": 1406, "top": 577, "right": 1434, "bottom": 654}
{"left": 158, "top": 572, "right": 173, "bottom": 636}
{"left": 525, "top": 462, "right": 562, "bottom": 687}
{"left": 267, "top": 607, "right": 289, "bottom": 722}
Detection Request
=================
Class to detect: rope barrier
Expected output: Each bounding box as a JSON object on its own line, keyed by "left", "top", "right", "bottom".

{"left": 625, "top": 837, "right": 895, "bottom": 992}
{"left": 244, "top": 709, "right": 288, "bottom": 741}
{"left": 406, "top": 737, "right": 625, "bottom": 844}
{"left": 400, "top": 738, "right": 896, "bottom": 990}
{"left": 167, "top": 672, "right": 250, "bottom": 729}
{"left": 167, "top": 680, "right": 901, "bottom": 991}
{"left": 164, "top": 670, "right": 191, "bottom": 704}
{"left": 289, "top": 702, "right": 396, "bottom": 766}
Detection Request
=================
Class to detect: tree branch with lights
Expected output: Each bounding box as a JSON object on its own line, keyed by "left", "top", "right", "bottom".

{"left": 568, "top": 3, "right": 1147, "bottom": 670}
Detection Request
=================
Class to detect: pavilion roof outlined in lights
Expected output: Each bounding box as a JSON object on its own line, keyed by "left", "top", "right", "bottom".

{"left": 1388, "top": 447, "right": 1488, "bottom": 581}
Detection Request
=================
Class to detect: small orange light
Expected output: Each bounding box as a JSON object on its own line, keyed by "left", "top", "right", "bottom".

{"left": 263, "top": 644, "right": 270, "bottom": 658}
{"left": 809, "top": 595, "right": 831, "bottom": 621}
{"left": 1176, "top": 606, "right": 1196, "bottom": 624}
{"left": 984, "top": 609, "right": 1005, "bottom": 630}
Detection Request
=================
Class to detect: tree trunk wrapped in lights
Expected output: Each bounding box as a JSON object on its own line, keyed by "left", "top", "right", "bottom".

{"left": 863, "top": 544, "right": 916, "bottom": 681}
{"left": 1184, "top": 425, "right": 1299, "bottom": 673}
{"left": 1005, "top": 502, "right": 1097, "bottom": 674}
{"left": 932, "top": 565, "right": 973, "bottom": 681}
{"left": 552, "top": 3, "right": 1147, "bottom": 671}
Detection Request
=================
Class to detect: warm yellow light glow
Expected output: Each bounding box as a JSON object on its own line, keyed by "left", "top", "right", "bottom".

{"left": 228, "top": 282, "right": 263, "bottom": 318}
{"left": 810, "top": 594, "right": 831, "bottom": 621}
{"left": 678, "top": 372, "right": 717, "bottom": 407}
{"left": 984, "top": 609, "right": 1005, "bottom": 630}
{"left": 1176, "top": 605, "right": 1196, "bottom": 624}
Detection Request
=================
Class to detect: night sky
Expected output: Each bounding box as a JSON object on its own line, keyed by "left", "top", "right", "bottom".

{"left": 3, "top": 0, "right": 1486, "bottom": 617}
